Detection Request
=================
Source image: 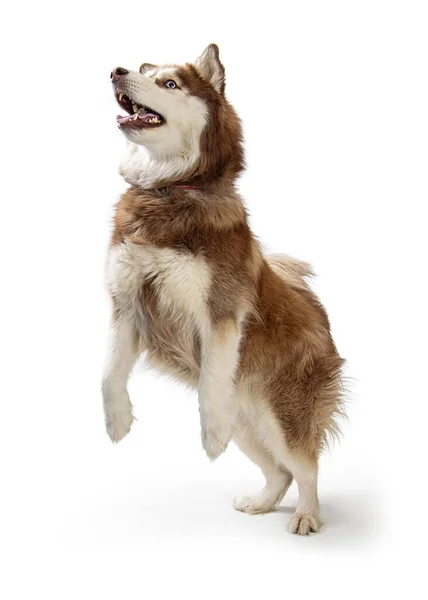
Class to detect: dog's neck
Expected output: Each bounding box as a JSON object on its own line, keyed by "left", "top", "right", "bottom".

{"left": 119, "top": 142, "right": 199, "bottom": 190}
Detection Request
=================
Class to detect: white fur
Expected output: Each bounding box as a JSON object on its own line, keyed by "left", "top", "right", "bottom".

{"left": 102, "top": 318, "right": 139, "bottom": 442}
{"left": 103, "top": 242, "right": 212, "bottom": 440}
{"left": 153, "top": 68, "right": 177, "bottom": 80}
{"left": 199, "top": 322, "right": 243, "bottom": 460}
{"left": 115, "top": 69, "right": 208, "bottom": 189}
{"left": 233, "top": 415, "right": 293, "bottom": 513}
{"left": 287, "top": 461, "right": 319, "bottom": 534}
{"left": 107, "top": 241, "right": 211, "bottom": 328}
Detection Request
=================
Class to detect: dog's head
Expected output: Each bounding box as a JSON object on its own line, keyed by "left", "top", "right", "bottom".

{"left": 111, "top": 45, "right": 244, "bottom": 187}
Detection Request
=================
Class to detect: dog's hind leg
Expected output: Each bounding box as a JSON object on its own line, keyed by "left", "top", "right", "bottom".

{"left": 236, "top": 391, "right": 321, "bottom": 533}
{"left": 233, "top": 416, "right": 293, "bottom": 514}
{"left": 258, "top": 428, "right": 320, "bottom": 533}
{"left": 286, "top": 455, "right": 320, "bottom": 535}
{"left": 102, "top": 316, "right": 142, "bottom": 443}
{"left": 255, "top": 413, "right": 321, "bottom": 534}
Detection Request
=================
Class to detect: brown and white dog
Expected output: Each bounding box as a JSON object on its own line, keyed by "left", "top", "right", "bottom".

{"left": 103, "top": 44, "right": 345, "bottom": 535}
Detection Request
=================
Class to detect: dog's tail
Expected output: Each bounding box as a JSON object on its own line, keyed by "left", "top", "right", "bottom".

{"left": 266, "top": 253, "right": 314, "bottom": 291}
{"left": 267, "top": 253, "right": 348, "bottom": 446}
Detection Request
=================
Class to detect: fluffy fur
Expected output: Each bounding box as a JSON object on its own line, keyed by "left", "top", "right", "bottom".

{"left": 102, "top": 44, "right": 345, "bottom": 535}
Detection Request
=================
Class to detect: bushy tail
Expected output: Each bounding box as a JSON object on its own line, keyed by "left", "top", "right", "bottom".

{"left": 315, "top": 354, "right": 348, "bottom": 449}
{"left": 267, "top": 253, "right": 348, "bottom": 450}
{"left": 266, "top": 253, "right": 314, "bottom": 291}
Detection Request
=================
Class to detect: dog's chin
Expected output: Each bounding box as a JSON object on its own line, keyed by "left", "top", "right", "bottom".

{"left": 120, "top": 122, "right": 178, "bottom": 152}
{"left": 119, "top": 127, "right": 153, "bottom": 145}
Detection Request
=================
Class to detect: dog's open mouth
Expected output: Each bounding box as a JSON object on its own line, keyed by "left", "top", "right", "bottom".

{"left": 116, "top": 92, "right": 165, "bottom": 128}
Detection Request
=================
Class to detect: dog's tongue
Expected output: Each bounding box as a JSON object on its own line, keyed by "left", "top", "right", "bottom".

{"left": 116, "top": 112, "right": 159, "bottom": 125}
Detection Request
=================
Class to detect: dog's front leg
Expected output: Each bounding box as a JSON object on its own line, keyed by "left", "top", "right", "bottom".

{"left": 199, "top": 319, "right": 242, "bottom": 460}
{"left": 102, "top": 316, "right": 141, "bottom": 443}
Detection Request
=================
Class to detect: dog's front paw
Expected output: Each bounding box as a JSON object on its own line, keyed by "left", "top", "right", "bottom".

{"left": 105, "top": 408, "right": 134, "bottom": 443}
{"left": 201, "top": 425, "right": 231, "bottom": 461}
{"left": 103, "top": 388, "right": 134, "bottom": 443}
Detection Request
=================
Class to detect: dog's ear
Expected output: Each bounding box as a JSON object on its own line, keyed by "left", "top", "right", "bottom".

{"left": 139, "top": 63, "right": 156, "bottom": 74}
{"left": 194, "top": 44, "right": 225, "bottom": 94}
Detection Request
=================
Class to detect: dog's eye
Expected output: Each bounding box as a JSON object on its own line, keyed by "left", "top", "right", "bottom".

{"left": 165, "top": 80, "right": 177, "bottom": 89}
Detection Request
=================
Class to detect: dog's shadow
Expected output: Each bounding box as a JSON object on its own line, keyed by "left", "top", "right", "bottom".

{"left": 272, "top": 490, "right": 383, "bottom": 547}
{"left": 131, "top": 483, "right": 382, "bottom": 549}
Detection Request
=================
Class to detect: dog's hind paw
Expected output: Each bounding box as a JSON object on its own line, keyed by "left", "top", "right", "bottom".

{"left": 288, "top": 513, "right": 320, "bottom": 535}
{"left": 233, "top": 495, "right": 277, "bottom": 514}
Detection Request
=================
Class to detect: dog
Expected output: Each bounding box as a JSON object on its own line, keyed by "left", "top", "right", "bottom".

{"left": 103, "top": 44, "right": 345, "bottom": 535}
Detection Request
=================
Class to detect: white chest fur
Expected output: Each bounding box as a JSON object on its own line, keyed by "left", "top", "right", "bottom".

{"left": 106, "top": 241, "right": 212, "bottom": 330}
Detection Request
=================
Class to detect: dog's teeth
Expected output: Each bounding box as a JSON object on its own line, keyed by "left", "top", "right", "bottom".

{"left": 118, "top": 92, "right": 124, "bottom": 101}
{"left": 133, "top": 113, "right": 138, "bottom": 120}
{"left": 132, "top": 103, "right": 138, "bottom": 113}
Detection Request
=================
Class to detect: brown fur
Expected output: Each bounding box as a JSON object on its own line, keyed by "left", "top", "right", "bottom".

{"left": 111, "top": 188, "right": 344, "bottom": 458}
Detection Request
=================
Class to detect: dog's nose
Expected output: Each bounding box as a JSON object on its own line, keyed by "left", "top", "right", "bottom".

{"left": 110, "top": 67, "right": 129, "bottom": 83}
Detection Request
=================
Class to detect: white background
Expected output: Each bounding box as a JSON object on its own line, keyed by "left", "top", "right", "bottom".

{"left": 1, "top": 1, "right": 427, "bottom": 598}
